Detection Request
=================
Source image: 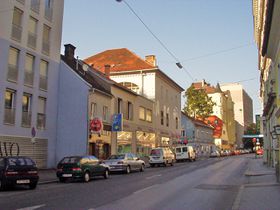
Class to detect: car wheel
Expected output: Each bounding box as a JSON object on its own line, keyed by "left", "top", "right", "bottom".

{"left": 126, "top": 166, "right": 131, "bottom": 174}
{"left": 29, "top": 182, "right": 37, "bottom": 190}
{"left": 59, "top": 177, "right": 66, "bottom": 183}
{"left": 140, "top": 164, "right": 145, "bottom": 172}
{"left": 104, "top": 169, "right": 109, "bottom": 179}
{"left": 83, "top": 172, "right": 90, "bottom": 182}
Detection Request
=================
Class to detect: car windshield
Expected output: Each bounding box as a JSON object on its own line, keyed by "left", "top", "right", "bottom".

{"left": 8, "top": 157, "right": 35, "bottom": 166}
{"left": 150, "top": 149, "right": 162, "bottom": 156}
{"left": 60, "top": 157, "right": 80, "bottom": 164}
{"left": 108, "top": 155, "right": 125, "bottom": 160}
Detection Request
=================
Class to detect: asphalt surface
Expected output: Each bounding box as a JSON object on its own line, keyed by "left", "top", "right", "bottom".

{"left": 0, "top": 154, "right": 278, "bottom": 210}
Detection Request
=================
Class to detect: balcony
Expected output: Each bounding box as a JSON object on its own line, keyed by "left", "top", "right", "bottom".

{"left": 11, "top": 24, "right": 22, "bottom": 42}
{"left": 39, "top": 75, "right": 48, "bottom": 91}
{"left": 22, "top": 111, "right": 31, "bottom": 127}
{"left": 7, "top": 64, "right": 18, "bottom": 82}
{"left": 4, "top": 108, "right": 16, "bottom": 125}
{"left": 27, "top": 32, "right": 37, "bottom": 49}
{"left": 37, "top": 113, "right": 46, "bottom": 129}
{"left": 42, "top": 41, "right": 50, "bottom": 55}
{"left": 24, "top": 71, "right": 34, "bottom": 87}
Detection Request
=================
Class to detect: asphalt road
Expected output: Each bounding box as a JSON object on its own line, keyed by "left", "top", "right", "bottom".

{"left": 0, "top": 155, "right": 250, "bottom": 210}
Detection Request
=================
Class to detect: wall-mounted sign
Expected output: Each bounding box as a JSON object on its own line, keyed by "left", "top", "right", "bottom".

{"left": 90, "top": 117, "right": 103, "bottom": 133}
{"left": 112, "top": 113, "right": 123, "bottom": 132}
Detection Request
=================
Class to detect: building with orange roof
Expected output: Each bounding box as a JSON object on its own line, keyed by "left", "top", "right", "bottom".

{"left": 85, "top": 48, "right": 184, "bottom": 150}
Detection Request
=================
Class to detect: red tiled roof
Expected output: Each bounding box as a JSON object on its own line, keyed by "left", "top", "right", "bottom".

{"left": 84, "top": 48, "right": 155, "bottom": 73}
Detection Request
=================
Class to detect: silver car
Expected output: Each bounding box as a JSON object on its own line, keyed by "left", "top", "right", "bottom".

{"left": 104, "top": 153, "right": 145, "bottom": 174}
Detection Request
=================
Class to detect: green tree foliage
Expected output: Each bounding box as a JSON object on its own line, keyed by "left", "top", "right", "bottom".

{"left": 183, "top": 84, "right": 215, "bottom": 119}
{"left": 244, "top": 123, "right": 259, "bottom": 135}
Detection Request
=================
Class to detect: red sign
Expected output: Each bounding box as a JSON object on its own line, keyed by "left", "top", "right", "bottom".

{"left": 90, "top": 117, "right": 103, "bottom": 133}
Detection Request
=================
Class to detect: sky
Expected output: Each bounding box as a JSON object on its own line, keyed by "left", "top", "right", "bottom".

{"left": 61, "top": 0, "right": 262, "bottom": 117}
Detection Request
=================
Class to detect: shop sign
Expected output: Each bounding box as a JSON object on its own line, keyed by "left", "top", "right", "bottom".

{"left": 90, "top": 117, "right": 103, "bottom": 133}
{"left": 112, "top": 113, "right": 123, "bottom": 132}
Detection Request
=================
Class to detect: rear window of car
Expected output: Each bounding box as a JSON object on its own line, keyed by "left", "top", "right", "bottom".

{"left": 182, "top": 147, "right": 188, "bottom": 152}
{"left": 7, "top": 157, "right": 35, "bottom": 166}
{"left": 150, "top": 149, "right": 162, "bottom": 156}
{"left": 108, "top": 155, "right": 125, "bottom": 160}
{"left": 176, "top": 148, "right": 181, "bottom": 153}
{"left": 60, "top": 157, "right": 80, "bottom": 164}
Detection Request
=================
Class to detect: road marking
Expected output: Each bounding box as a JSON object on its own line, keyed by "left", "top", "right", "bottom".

{"left": 146, "top": 174, "right": 162, "bottom": 179}
{"left": 133, "top": 184, "right": 158, "bottom": 194}
{"left": 232, "top": 185, "right": 244, "bottom": 210}
{"left": 17, "top": 204, "right": 46, "bottom": 210}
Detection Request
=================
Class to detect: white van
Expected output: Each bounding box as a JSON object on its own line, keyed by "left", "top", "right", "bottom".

{"left": 175, "top": 145, "right": 196, "bottom": 162}
{"left": 149, "top": 147, "right": 175, "bottom": 167}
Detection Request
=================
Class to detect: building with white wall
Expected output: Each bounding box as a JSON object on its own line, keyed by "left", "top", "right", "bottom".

{"left": 0, "top": 0, "right": 64, "bottom": 168}
{"left": 220, "top": 83, "right": 253, "bottom": 148}
{"left": 84, "top": 48, "right": 184, "bottom": 147}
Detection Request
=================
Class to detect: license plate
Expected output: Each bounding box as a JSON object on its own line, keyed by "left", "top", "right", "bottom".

{"left": 62, "top": 174, "right": 72, "bottom": 177}
{"left": 17, "top": 179, "right": 30, "bottom": 184}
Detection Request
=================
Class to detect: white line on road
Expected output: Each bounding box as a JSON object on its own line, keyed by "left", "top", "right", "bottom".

{"left": 133, "top": 184, "right": 158, "bottom": 194}
{"left": 146, "top": 174, "right": 162, "bottom": 179}
{"left": 17, "top": 204, "right": 46, "bottom": 210}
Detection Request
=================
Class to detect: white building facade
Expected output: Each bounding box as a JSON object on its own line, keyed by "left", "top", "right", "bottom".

{"left": 0, "top": 0, "right": 64, "bottom": 168}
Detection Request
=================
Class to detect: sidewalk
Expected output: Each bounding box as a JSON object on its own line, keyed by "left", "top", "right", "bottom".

{"left": 38, "top": 168, "right": 57, "bottom": 184}
{"left": 233, "top": 155, "right": 280, "bottom": 210}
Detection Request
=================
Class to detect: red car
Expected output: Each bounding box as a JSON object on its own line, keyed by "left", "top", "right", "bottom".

{"left": 256, "top": 148, "right": 263, "bottom": 155}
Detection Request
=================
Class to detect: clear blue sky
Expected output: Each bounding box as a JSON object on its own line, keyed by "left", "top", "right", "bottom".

{"left": 61, "top": 0, "right": 261, "bottom": 117}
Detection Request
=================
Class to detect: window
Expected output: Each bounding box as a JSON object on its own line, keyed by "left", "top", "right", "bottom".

{"left": 31, "top": 0, "right": 40, "bottom": 13}
{"left": 11, "top": 8, "right": 23, "bottom": 41}
{"left": 7, "top": 47, "right": 19, "bottom": 82}
{"left": 37, "top": 97, "right": 46, "bottom": 129}
{"left": 22, "top": 93, "right": 32, "bottom": 127}
{"left": 42, "top": 25, "right": 50, "bottom": 55}
{"left": 160, "top": 111, "right": 164, "bottom": 125}
{"left": 166, "top": 113, "right": 169, "bottom": 127}
{"left": 119, "top": 82, "right": 140, "bottom": 93}
{"left": 127, "top": 102, "right": 133, "bottom": 120}
{"left": 90, "top": 103, "right": 97, "bottom": 119}
{"left": 44, "top": 0, "right": 53, "bottom": 21}
{"left": 176, "top": 117, "right": 179, "bottom": 129}
{"left": 27, "top": 17, "right": 37, "bottom": 49}
{"left": 4, "top": 89, "right": 16, "bottom": 124}
{"left": 39, "top": 60, "right": 48, "bottom": 90}
{"left": 117, "top": 98, "right": 122, "bottom": 114}
{"left": 24, "top": 54, "right": 35, "bottom": 86}
{"left": 139, "top": 107, "right": 145, "bottom": 120}
{"left": 146, "top": 109, "right": 152, "bottom": 122}
{"left": 103, "top": 106, "right": 109, "bottom": 122}
{"left": 181, "top": 130, "right": 185, "bottom": 137}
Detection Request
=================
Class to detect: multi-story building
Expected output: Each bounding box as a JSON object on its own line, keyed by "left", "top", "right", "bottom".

{"left": 0, "top": 0, "right": 64, "bottom": 168}
{"left": 220, "top": 83, "right": 253, "bottom": 148}
{"left": 193, "top": 80, "right": 236, "bottom": 150}
{"left": 84, "top": 48, "right": 184, "bottom": 148}
{"left": 253, "top": 0, "right": 280, "bottom": 173}
{"left": 181, "top": 112, "right": 214, "bottom": 157}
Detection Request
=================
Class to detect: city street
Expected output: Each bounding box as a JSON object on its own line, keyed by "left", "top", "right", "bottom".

{"left": 0, "top": 155, "right": 257, "bottom": 210}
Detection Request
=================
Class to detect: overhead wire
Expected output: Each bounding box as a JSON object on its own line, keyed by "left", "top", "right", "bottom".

{"left": 116, "top": 0, "right": 195, "bottom": 81}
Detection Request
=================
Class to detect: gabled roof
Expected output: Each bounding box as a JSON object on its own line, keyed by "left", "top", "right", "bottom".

{"left": 84, "top": 48, "right": 155, "bottom": 73}
{"left": 181, "top": 112, "right": 213, "bottom": 129}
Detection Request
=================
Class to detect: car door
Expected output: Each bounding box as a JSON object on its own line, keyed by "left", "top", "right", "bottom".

{"left": 0, "top": 158, "right": 5, "bottom": 180}
{"left": 131, "top": 153, "right": 140, "bottom": 170}
{"left": 90, "top": 156, "right": 104, "bottom": 175}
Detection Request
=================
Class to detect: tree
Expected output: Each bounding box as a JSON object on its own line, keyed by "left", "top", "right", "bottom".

{"left": 183, "top": 84, "right": 215, "bottom": 119}
{"left": 244, "top": 123, "right": 259, "bottom": 135}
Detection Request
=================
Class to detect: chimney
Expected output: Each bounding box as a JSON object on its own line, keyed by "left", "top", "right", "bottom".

{"left": 64, "top": 44, "right": 76, "bottom": 60}
{"left": 104, "top": 64, "right": 111, "bottom": 78}
{"left": 145, "top": 55, "right": 157, "bottom": 67}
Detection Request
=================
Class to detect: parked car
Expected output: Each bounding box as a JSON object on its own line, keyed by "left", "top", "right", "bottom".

{"left": 104, "top": 153, "right": 145, "bottom": 174}
{"left": 149, "top": 147, "right": 175, "bottom": 167}
{"left": 0, "top": 156, "right": 39, "bottom": 190}
{"left": 256, "top": 148, "right": 264, "bottom": 156}
{"left": 210, "top": 151, "right": 220, "bottom": 158}
{"left": 56, "top": 155, "right": 109, "bottom": 182}
{"left": 174, "top": 145, "right": 196, "bottom": 162}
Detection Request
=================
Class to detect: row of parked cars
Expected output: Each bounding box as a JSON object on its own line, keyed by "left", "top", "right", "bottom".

{"left": 0, "top": 145, "right": 197, "bottom": 190}
{"left": 210, "top": 149, "right": 253, "bottom": 158}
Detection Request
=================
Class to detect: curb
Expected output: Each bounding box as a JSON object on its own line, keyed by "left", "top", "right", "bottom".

{"left": 38, "top": 180, "right": 58, "bottom": 185}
